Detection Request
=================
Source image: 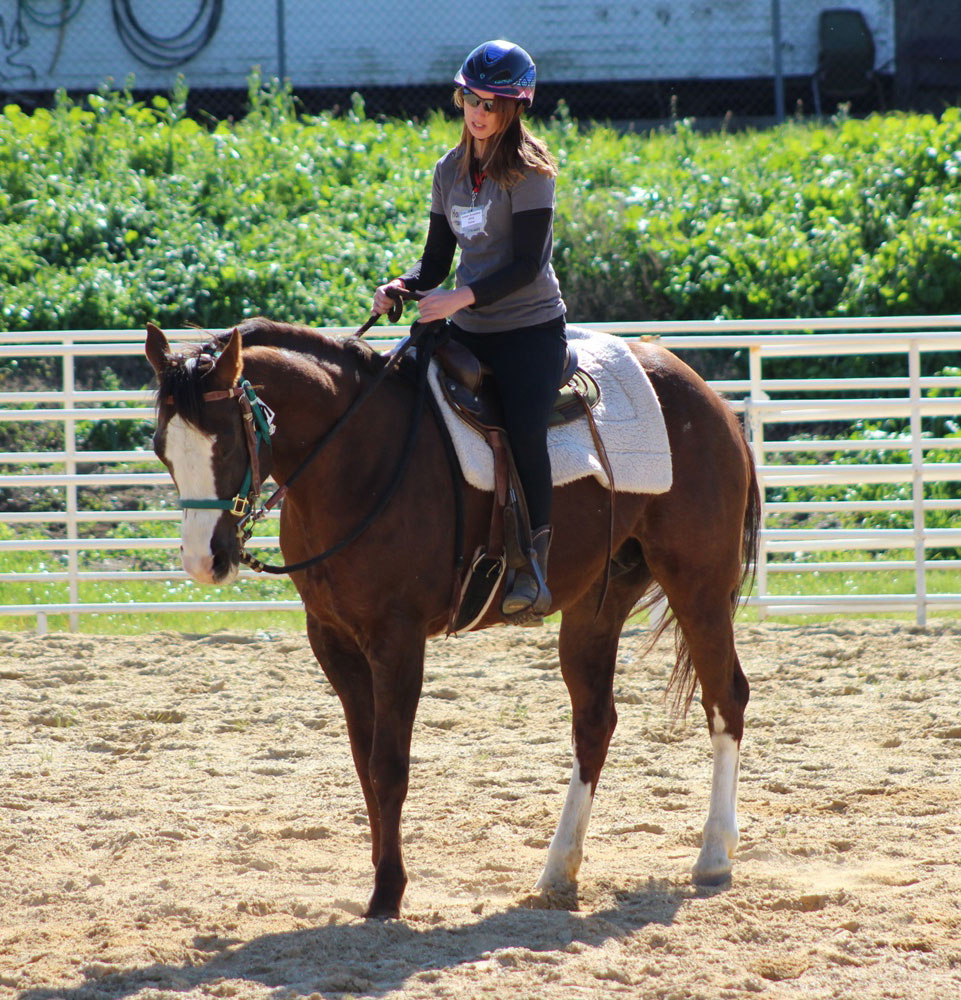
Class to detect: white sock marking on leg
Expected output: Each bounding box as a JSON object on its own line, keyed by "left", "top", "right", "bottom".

{"left": 694, "top": 707, "right": 740, "bottom": 881}
{"left": 535, "top": 746, "right": 594, "bottom": 890}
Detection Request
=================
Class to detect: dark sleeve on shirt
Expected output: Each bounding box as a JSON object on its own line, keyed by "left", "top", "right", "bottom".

{"left": 467, "top": 207, "right": 553, "bottom": 308}
{"left": 398, "top": 211, "right": 457, "bottom": 292}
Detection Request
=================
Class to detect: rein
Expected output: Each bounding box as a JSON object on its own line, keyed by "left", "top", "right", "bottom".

{"left": 242, "top": 290, "right": 421, "bottom": 525}
{"left": 239, "top": 322, "right": 441, "bottom": 575}
{"left": 181, "top": 289, "right": 444, "bottom": 576}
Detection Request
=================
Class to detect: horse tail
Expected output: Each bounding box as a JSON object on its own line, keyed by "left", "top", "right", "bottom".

{"left": 662, "top": 427, "right": 761, "bottom": 716}
{"left": 737, "top": 448, "right": 762, "bottom": 613}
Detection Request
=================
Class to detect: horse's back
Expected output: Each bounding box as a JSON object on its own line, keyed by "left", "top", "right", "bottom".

{"left": 629, "top": 339, "right": 749, "bottom": 456}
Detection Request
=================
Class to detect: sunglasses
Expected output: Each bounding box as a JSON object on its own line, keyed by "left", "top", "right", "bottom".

{"left": 461, "top": 88, "right": 496, "bottom": 113}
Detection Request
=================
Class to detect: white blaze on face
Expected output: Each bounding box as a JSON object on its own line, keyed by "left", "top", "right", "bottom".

{"left": 164, "top": 414, "right": 234, "bottom": 584}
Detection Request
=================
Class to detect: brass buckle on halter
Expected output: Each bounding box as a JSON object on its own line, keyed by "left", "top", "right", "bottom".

{"left": 230, "top": 495, "right": 251, "bottom": 518}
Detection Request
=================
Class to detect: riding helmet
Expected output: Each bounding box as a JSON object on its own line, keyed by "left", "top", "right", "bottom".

{"left": 455, "top": 40, "right": 536, "bottom": 106}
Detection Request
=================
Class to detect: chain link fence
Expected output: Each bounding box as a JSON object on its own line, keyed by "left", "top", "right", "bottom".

{"left": 0, "top": 1, "right": 913, "bottom": 125}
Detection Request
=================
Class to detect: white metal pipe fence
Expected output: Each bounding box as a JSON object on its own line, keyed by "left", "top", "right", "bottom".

{"left": 0, "top": 316, "right": 959, "bottom": 631}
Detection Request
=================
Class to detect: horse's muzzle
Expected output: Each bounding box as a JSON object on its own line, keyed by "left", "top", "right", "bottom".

{"left": 181, "top": 545, "right": 239, "bottom": 585}
{"left": 180, "top": 511, "right": 241, "bottom": 584}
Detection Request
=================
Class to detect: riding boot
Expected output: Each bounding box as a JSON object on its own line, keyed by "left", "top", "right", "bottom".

{"left": 502, "top": 525, "right": 553, "bottom": 617}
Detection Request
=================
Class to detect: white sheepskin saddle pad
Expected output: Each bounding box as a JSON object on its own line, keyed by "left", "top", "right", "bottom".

{"left": 429, "top": 325, "right": 673, "bottom": 494}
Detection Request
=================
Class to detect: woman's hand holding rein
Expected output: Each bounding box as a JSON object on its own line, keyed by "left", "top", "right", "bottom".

{"left": 373, "top": 279, "right": 407, "bottom": 316}
{"left": 373, "top": 281, "right": 475, "bottom": 324}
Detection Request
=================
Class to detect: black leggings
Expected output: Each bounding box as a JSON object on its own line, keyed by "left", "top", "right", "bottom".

{"left": 449, "top": 315, "right": 567, "bottom": 529}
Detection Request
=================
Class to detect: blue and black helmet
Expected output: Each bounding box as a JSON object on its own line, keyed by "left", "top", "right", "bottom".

{"left": 454, "top": 40, "right": 536, "bottom": 106}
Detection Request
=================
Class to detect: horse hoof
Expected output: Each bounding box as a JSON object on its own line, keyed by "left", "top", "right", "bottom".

{"left": 693, "top": 821, "right": 737, "bottom": 886}
{"left": 692, "top": 866, "right": 732, "bottom": 887}
{"left": 692, "top": 847, "right": 733, "bottom": 886}
{"left": 521, "top": 885, "right": 579, "bottom": 911}
{"left": 364, "top": 892, "right": 402, "bottom": 920}
{"left": 529, "top": 867, "right": 580, "bottom": 910}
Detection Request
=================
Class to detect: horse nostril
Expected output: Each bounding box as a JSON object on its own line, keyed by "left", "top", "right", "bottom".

{"left": 211, "top": 550, "right": 229, "bottom": 578}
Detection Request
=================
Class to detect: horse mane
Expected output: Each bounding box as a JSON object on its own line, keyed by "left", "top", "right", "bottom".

{"left": 155, "top": 318, "right": 385, "bottom": 424}
{"left": 232, "top": 317, "right": 385, "bottom": 376}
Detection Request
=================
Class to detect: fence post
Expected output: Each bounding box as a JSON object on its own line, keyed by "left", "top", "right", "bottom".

{"left": 63, "top": 339, "right": 79, "bottom": 631}
{"left": 908, "top": 338, "right": 927, "bottom": 626}
{"left": 747, "top": 344, "right": 768, "bottom": 618}
{"left": 771, "top": 0, "right": 786, "bottom": 122}
{"left": 276, "top": 0, "right": 287, "bottom": 80}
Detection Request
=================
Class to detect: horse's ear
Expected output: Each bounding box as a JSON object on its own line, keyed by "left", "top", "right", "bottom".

{"left": 211, "top": 327, "right": 243, "bottom": 387}
{"left": 145, "top": 322, "right": 170, "bottom": 377}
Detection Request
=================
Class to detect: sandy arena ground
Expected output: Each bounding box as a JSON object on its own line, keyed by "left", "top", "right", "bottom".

{"left": 1, "top": 617, "right": 960, "bottom": 1000}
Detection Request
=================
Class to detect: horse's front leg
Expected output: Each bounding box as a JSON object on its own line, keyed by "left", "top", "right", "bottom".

{"left": 305, "top": 616, "right": 382, "bottom": 862}
{"left": 363, "top": 625, "right": 427, "bottom": 919}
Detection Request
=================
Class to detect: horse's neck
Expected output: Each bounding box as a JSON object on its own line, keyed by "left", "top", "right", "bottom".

{"left": 244, "top": 344, "right": 370, "bottom": 473}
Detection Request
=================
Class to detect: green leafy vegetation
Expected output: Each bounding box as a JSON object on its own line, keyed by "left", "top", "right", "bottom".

{"left": 4, "top": 81, "right": 961, "bottom": 331}
{"left": 1, "top": 80, "right": 959, "bottom": 629}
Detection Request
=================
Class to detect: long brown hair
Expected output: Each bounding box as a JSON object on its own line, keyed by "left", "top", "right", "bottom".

{"left": 452, "top": 89, "right": 556, "bottom": 189}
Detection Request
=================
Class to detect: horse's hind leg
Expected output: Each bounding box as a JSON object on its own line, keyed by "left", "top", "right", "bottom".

{"left": 657, "top": 585, "right": 749, "bottom": 885}
{"left": 689, "top": 609, "right": 748, "bottom": 885}
{"left": 534, "top": 578, "right": 642, "bottom": 897}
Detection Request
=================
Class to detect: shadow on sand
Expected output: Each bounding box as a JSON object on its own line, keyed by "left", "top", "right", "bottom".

{"left": 20, "top": 880, "right": 726, "bottom": 999}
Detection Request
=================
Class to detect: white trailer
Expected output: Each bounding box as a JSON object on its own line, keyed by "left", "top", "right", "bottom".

{"left": 0, "top": 1, "right": 895, "bottom": 95}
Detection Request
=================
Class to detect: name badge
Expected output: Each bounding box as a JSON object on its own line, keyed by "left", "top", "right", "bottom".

{"left": 458, "top": 208, "right": 484, "bottom": 232}
{"left": 452, "top": 203, "right": 487, "bottom": 239}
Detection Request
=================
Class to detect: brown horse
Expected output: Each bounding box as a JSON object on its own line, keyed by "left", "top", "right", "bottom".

{"left": 145, "top": 318, "right": 759, "bottom": 919}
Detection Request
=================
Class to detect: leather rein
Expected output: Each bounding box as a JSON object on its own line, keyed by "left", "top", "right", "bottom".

{"left": 180, "top": 289, "right": 433, "bottom": 575}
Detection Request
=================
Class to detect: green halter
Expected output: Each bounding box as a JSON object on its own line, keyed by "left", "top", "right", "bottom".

{"left": 179, "top": 378, "right": 275, "bottom": 518}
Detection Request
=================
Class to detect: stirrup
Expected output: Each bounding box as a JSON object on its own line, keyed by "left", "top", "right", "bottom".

{"left": 502, "top": 526, "right": 552, "bottom": 618}
{"left": 502, "top": 571, "right": 546, "bottom": 616}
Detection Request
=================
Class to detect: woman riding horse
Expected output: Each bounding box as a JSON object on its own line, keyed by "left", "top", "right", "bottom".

{"left": 373, "top": 39, "right": 565, "bottom": 618}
